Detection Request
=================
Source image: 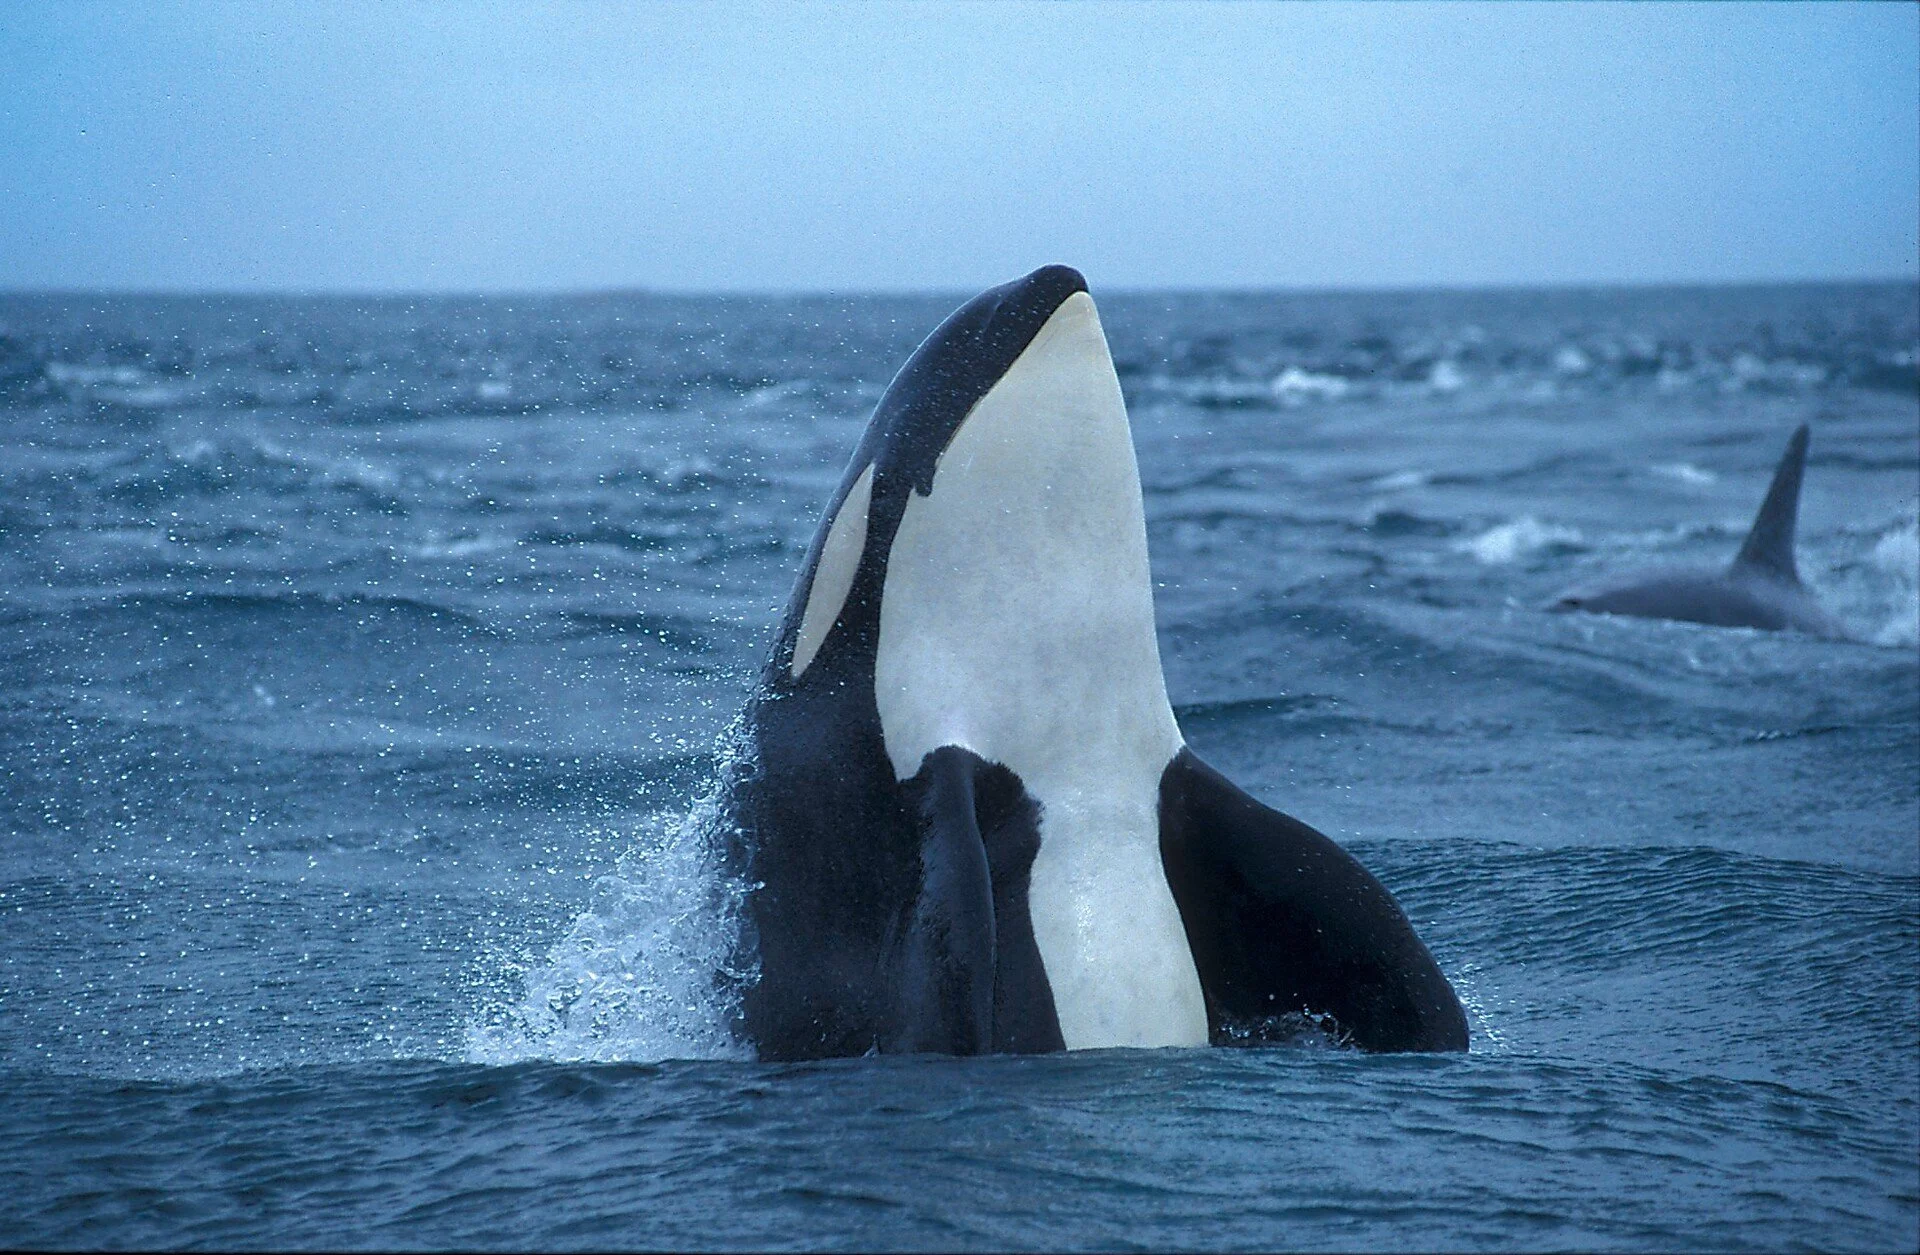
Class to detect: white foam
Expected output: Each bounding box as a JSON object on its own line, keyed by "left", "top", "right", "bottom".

{"left": 1181, "top": 377, "right": 1276, "bottom": 406}
{"left": 1869, "top": 517, "right": 1920, "bottom": 649}
{"left": 739, "top": 380, "right": 812, "bottom": 409}
{"left": 1871, "top": 517, "right": 1919, "bottom": 578}
{"left": 1271, "top": 366, "right": 1352, "bottom": 403}
{"left": 464, "top": 739, "right": 755, "bottom": 1065}
{"left": 97, "top": 383, "right": 189, "bottom": 408}
{"left": 410, "top": 533, "right": 516, "bottom": 560}
{"left": 1426, "top": 360, "right": 1468, "bottom": 394}
{"left": 45, "top": 361, "right": 147, "bottom": 387}
{"left": 1651, "top": 462, "right": 1717, "bottom": 486}
{"left": 1724, "top": 354, "right": 1827, "bottom": 391}
{"left": 653, "top": 455, "right": 722, "bottom": 491}
{"left": 1458, "top": 517, "right": 1584, "bottom": 565}
{"left": 1552, "top": 345, "right": 1592, "bottom": 376}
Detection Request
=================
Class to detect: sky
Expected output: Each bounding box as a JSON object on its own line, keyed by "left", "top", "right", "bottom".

{"left": 1, "top": 1, "right": 1915, "bottom": 294}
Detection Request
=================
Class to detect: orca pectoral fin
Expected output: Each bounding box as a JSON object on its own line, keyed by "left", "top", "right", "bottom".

{"left": 1158, "top": 748, "right": 1468, "bottom": 1052}
{"left": 969, "top": 759, "right": 1064, "bottom": 1055}
{"left": 891, "top": 746, "right": 997, "bottom": 1054}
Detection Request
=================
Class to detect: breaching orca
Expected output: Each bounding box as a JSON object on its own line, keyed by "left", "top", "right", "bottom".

{"left": 723, "top": 265, "right": 1468, "bottom": 1060}
{"left": 1550, "top": 424, "right": 1847, "bottom": 638}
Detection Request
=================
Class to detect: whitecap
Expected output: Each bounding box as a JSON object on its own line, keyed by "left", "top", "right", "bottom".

{"left": 1724, "top": 354, "right": 1827, "bottom": 391}
{"left": 45, "top": 362, "right": 147, "bottom": 388}
{"left": 173, "top": 439, "right": 220, "bottom": 466}
{"left": 1552, "top": 345, "right": 1592, "bottom": 376}
{"left": 253, "top": 436, "right": 400, "bottom": 493}
{"left": 654, "top": 455, "right": 722, "bottom": 491}
{"left": 738, "top": 379, "right": 812, "bottom": 409}
{"left": 1651, "top": 462, "right": 1717, "bottom": 486}
{"left": 410, "top": 533, "right": 516, "bottom": 560}
{"left": 1426, "top": 359, "right": 1468, "bottom": 394}
{"left": 1458, "top": 516, "right": 1584, "bottom": 565}
{"left": 1271, "top": 366, "right": 1351, "bottom": 403}
{"left": 96, "top": 383, "right": 190, "bottom": 408}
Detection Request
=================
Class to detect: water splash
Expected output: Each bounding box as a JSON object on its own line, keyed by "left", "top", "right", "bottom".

{"left": 1213, "top": 1011, "right": 1356, "bottom": 1051}
{"left": 465, "top": 724, "right": 759, "bottom": 1065}
{"left": 1868, "top": 515, "right": 1919, "bottom": 649}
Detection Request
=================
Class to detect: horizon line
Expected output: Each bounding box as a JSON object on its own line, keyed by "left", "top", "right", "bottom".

{"left": 2, "top": 272, "right": 1916, "bottom": 303}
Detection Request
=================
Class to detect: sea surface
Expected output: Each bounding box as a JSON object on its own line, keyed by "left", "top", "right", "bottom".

{"left": 2, "top": 281, "right": 1916, "bottom": 1252}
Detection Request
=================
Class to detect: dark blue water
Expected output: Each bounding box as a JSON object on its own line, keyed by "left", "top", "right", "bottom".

{"left": 3, "top": 283, "right": 1916, "bottom": 1251}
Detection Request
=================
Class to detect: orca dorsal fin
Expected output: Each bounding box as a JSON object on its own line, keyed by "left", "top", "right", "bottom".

{"left": 1731, "top": 424, "right": 1810, "bottom": 583}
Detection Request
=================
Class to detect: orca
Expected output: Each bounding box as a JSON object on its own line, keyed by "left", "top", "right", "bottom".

{"left": 1549, "top": 425, "right": 1848, "bottom": 639}
{"left": 722, "top": 265, "right": 1468, "bottom": 1061}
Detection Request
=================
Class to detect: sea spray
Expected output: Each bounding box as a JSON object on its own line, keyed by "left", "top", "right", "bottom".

{"left": 465, "top": 719, "right": 760, "bottom": 1064}
{"left": 1869, "top": 514, "right": 1920, "bottom": 648}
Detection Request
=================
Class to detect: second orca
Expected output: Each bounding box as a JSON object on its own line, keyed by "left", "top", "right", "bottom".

{"left": 1551, "top": 424, "right": 1847, "bottom": 639}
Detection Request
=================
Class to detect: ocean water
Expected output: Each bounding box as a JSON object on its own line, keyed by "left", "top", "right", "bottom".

{"left": 1, "top": 281, "right": 1916, "bottom": 1252}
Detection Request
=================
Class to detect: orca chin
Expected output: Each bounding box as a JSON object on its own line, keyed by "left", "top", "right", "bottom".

{"left": 1553, "top": 424, "right": 1849, "bottom": 640}
{"left": 718, "top": 265, "right": 1468, "bottom": 1062}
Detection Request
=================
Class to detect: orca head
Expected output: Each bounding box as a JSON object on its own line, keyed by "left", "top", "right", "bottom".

{"left": 781, "top": 265, "right": 1161, "bottom": 705}
{"left": 857, "top": 263, "right": 1094, "bottom": 498}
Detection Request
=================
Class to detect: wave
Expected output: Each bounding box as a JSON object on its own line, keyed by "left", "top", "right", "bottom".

{"left": 1372, "top": 840, "right": 1919, "bottom": 1085}
{"left": 8, "top": 286, "right": 1916, "bottom": 435}
{"left": 4, "top": 1042, "right": 1914, "bottom": 1252}
{"left": 22, "top": 586, "right": 498, "bottom": 631}
{"left": 557, "top": 608, "right": 714, "bottom": 650}
{"left": 1384, "top": 841, "right": 1915, "bottom": 964}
